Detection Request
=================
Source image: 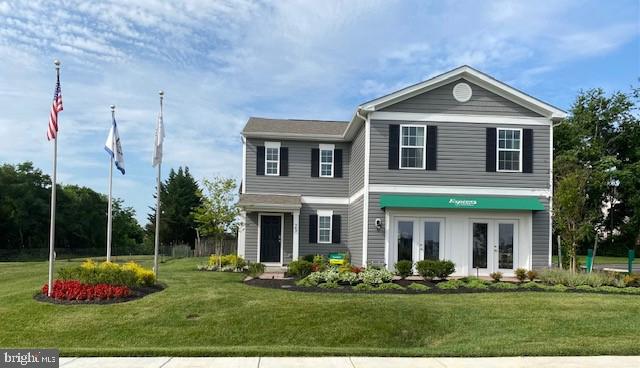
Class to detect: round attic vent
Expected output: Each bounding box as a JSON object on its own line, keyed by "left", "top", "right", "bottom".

{"left": 453, "top": 82, "right": 472, "bottom": 102}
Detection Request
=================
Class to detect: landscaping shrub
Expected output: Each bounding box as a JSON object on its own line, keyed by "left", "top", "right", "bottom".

{"left": 595, "top": 286, "right": 620, "bottom": 293}
{"left": 58, "top": 260, "right": 154, "bottom": 287}
{"left": 407, "top": 283, "right": 430, "bottom": 291}
{"left": 338, "top": 272, "right": 359, "bottom": 285}
{"left": 42, "top": 280, "right": 131, "bottom": 301}
{"left": 359, "top": 267, "right": 394, "bottom": 285}
{"left": 302, "top": 254, "right": 315, "bottom": 262}
{"left": 436, "top": 279, "right": 464, "bottom": 289}
{"left": 295, "top": 275, "right": 319, "bottom": 287}
{"left": 465, "top": 278, "right": 489, "bottom": 289}
{"left": 322, "top": 269, "right": 340, "bottom": 284}
{"left": 377, "top": 283, "right": 405, "bottom": 291}
{"left": 576, "top": 285, "right": 595, "bottom": 292}
{"left": 394, "top": 260, "right": 413, "bottom": 279}
{"left": 521, "top": 281, "right": 545, "bottom": 290}
{"left": 318, "top": 282, "right": 339, "bottom": 289}
{"left": 350, "top": 266, "right": 364, "bottom": 274}
{"left": 208, "top": 254, "right": 246, "bottom": 270}
{"left": 436, "top": 260, "right": 456, "bottom": 279}
{"left": 526, "top": 270, "right": 538, "bottom": 281}
{"left": 416, "top": 260, "right": 455, "bottom": 280}
{"left": 623, "top": 273, "right": 640, "bottom": 287}
{"left": 491, "top": 282, "right": 518, "bottom": 289}
{"left": 550, "top": 284, "right": 568, "bottom": 292}
{"left": 352, "top": 283, "right": 374, "bottom": 292}
{"left": 311, "top": 255, "right": 328, "bottom": 272}
{"left": 287, "top": 260, "right": 313, "bottom": 278}
{"left": 121, "top": 262, "right": 156, "bottom": 286}
{"left": 489, "top": 272, "right": 503, "bottom": 282}
{"left": 514, "top": 268, "right": 527, "bottom": 282}
{"left": 245, "top": 262, "right": 265, "bottom": 278}
{"left": 538, "top": 269, "right": 618, "bottom": 288}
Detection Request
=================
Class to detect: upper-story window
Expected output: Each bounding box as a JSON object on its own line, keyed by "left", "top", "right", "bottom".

{"left": 319, "top": 144, "right": 334, "bottom": 178}
{"left": 497, "top": 128, "right": 522, "bottom": 172}
{"left": 317, "top": 210, "right": 333, "bottom": 243}
{"left": 400, "top": 125, "right": 426, "bottom": 169}
{"left": 265, "top": 141, "right": 280, "bottom": 176}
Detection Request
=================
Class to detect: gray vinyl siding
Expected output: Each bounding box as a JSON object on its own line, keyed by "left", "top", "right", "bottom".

{"left": 245, "top": 138, "right": 349, "bottom": 197}
{"left": 532, "top": 197, "right": 550, "bottom": 269}
{"left": 367, "top": 192, "right": 386, "bottom": 266}
{"left": 244, "top": 212, "right": 259, "bottom": 262}
{"left": 381, "top": 78, "right": 543, "bottom": 117}
{"left": 347, "top": 195, "right": 364, "bottom": 265}
{"left": 349, "top": 126, "right": 366, "bottom": 196}
{"left": 299, "top": 203, "right": 349, "bottom": 258}
{"left": 369, "top": 120, "right": 550, "bottom": 189}
{"left": 243, "top": 212, "right": 293, "bottom": 264}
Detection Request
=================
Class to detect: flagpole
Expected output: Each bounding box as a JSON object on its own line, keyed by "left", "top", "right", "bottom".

{"left": 153, "top": 91, "right": 164, "bottom": 278}
{"left": 106, "top": 105, "right": 115, "bottom": 262}
{"left": 47, "top": 60, "right": 60, "bottom": 297}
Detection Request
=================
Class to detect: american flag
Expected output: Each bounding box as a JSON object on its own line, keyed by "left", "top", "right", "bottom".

{"left": 47, "top": 74, "right": 63, "bottom": 140}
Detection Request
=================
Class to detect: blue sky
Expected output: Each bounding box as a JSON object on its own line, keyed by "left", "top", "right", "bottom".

{"left": 0, "top": 0, "right": 638, "bottom": 224}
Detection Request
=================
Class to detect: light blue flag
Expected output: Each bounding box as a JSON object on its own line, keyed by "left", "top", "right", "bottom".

{"left": 104, "top": 116, "right": 125, "bottom": 175}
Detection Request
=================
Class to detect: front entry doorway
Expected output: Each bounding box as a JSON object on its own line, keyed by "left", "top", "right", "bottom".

{"left": 470, "top": 219, "right": 518, "bottom": 274}
{"left": 395, "top": 217, "right": 445, "bottom": 265}
{"left": 259, "top": 214, "right": 282, "bottom": 264}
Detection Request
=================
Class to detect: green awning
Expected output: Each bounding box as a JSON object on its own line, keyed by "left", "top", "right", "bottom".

{"left": 379, "top": 194, "right": 544, "bottom": 211}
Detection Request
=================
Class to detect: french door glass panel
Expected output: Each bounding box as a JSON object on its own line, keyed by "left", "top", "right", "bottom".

{"left": 397, "top": 221, "right": 413, "bottom": 262}
{"left": 472, "top": 223, "right": 488, "bottom": 269}
{"left": 498, "top": 223, "right": 514, "bottom": 269}
{"left": 423, "top": 221, "right": 440, "bottom": 260}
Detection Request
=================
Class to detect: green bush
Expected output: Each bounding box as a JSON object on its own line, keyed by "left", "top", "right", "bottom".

{"left": 301, "top": 254, "right": 315, "bottom": 262}
{"left": 287, "top": 260, "right": 313, "bottom": 278}
{"left": 520, "top": 281, "right": 545, "bottom": 290}
{"left": 377, "top": 283, "right": 405, "bottom": 291}
{"left": 245, "top": 262, "right": 265, "bottom": 278}
{"left": 436, "top": 279, "right": 464, "bottom": 289}
{"left": 352, "top": 283, "right": 374, "bottom": 292}
{"left": 619, "top": 287, "right": 640, "bottom": 295}
{"left": 491, "top": 282, "right": 518, "bottom": 289}
{"left": 318, "top": 282, "right": 339, "bottom": 289}
{"left": 208, "top": 254, "right": 246, "bottom": 270}
{"left": 359, "top": 268, "right": 394, "bottom": 285}
{"left": 538, "top": 269, "right": 619, "bottom": 288}
{"left": 514, "top": 268, "right": 528, "bottom": 282}
{"left": 576, "top": 284, "right": 594, "bottom": 292}
{"left": 465, "top": 278, "right": 489, "bottom": 289}
{"left": 526, "top": 270, "right": 538, "bottom": 281}
{"left": 623, "top": 273, "right": 640, "bottom": 287}
{"left": 489, "top": 272, "right": 503, "bottom": 282}
{"left": 394, "top": 260, "right": 413, "bottom": 279}
{"left": 436, "top": 260, "right": 456, "bottom": 279}
{"left": 57, "top": 260, "right": 153, "bottom": 287}
{"left": 595, "top": 286, "right": 621, "bottom": 293}
{"left": 550, "top": 284, "right": 568, "bottom": 292}
{"left": 295, "top": 275, "right": 319, "bottom": 287}
{"left": 407, "top": 283, "right": 431, "bottom": 291}
{"left": 416, "top": 259, "right": 456, "bottom": 280}
{"left": 338, "top": 271, "right": 359, "bottom": 285}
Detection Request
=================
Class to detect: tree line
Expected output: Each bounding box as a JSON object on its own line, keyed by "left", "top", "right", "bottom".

{"left": 0, "top": 163, "right": 239, "bottom": 260}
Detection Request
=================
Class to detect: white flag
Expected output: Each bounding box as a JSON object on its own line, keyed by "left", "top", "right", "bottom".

{"left": 104, "top": 116, "right": 125, "bottom": 175}
{"left": 152, "top": 113, "right": 164, "bottom": 167}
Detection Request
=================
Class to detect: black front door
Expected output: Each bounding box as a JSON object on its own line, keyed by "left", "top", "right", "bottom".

{"left": 260, "top": 215, "right": 281, "bottom": 263}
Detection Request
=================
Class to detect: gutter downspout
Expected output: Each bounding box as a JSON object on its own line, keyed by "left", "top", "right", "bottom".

{"left": 356, "top": 108, "right": 370, "bottom": 267}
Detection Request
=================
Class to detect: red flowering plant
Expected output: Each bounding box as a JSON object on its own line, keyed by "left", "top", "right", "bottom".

{"left": 42, "top": 280, "right": 131, "bottom": 301}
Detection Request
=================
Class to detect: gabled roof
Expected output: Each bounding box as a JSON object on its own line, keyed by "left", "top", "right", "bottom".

{"left": 358, "top": 65, "right": 567, "bottom": 120}
{"left": 242, "top": 117, "right": 349, "bottom": 141}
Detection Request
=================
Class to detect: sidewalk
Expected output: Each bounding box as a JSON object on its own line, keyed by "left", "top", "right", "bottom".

{"left": 59, "top": 356, "right": 640, "bottom": 368}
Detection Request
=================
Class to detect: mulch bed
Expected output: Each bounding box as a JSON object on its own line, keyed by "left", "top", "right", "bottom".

{"left": 34, "top": 284, "right": 166, "bottom": 305}
{"left": 244, "top": 278, "right": 638, "bottom": 295}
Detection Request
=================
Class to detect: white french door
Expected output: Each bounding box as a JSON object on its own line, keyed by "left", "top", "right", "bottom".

{"left": 470, "top": 219, "right": 518, "bottom": 274}
{"left": 394, "top": 217, "right": 445, "bottom": 266}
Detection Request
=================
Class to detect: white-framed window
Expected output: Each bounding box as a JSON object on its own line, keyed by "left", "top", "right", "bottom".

{"left": 319, "top": 144, "right": 334, "bottom": 178}
{"left": 317, "top": 210, "right": 333, "bottom": 244}
{"left": 400, "top": 124, "right": 426, "bottom": 169}
{"left": 497, "top": 128, "right": 522, "bottom": 172}
{"left": 265, "top": 141, "right": 280, "bottom": 176}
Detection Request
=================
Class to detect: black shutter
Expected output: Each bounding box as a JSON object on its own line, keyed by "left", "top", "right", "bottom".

{"left": 332, "top": 215, "right": 341, "bottom": 244}
{"left": 426, "top": 126, "right": 437, "bottom": 171}
{"left": 486, "top": 128, "right": 496, "bottom": 172}
{"left": 334, "top": 149, "right": 343, "bottom": 178}
{"left": 311, "top": 149, "right": 320, "bottom": 177}
{"left": 388, "top": 125, "right": 400, "bottom": 169}
{"left": 256, "top": 146, "right": 265, "bottom": 175}
{"left": 279, "top": 147, "right": 288, "bottom": 176}
{"left": 523, "top": 129, "right": 533, "bottom": 173}
{"left": 309, "top": 215, "right": 318, "bottom": 243}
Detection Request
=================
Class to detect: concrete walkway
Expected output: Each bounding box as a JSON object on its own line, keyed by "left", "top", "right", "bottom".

{"left": 58, "top": 356, "right": 640, "bottom": 368}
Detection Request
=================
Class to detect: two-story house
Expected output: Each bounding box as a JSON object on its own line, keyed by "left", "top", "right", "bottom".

{"left": 237, "top": 65, "right": 566, "bottom": 276}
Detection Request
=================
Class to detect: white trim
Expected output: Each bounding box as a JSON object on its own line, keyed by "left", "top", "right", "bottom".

{"left": 302, "top": 196, "right": 349, "bottom": 205}
{"left": 264, "top": 141, "right": 280, "bottom": 176}
{"left": 360, "top": 66, "right": 567, "bottom": 119}
{"left": 548, "top": 123, "right": 554, "bottom": 267}
{"left": 362, "top": 116, "right": 371, "bottom": 266}
{"left": 317, "top": 210, "right": 333, "bottom": 244}
{"left": 496, "top": 128, "right": 523, "bottom": 173}
{"left": 237, "top": 211, "right": 246, "bottom": 258}
{"left": 384, "top": 210, "right": 390, "bottom": 267}
{"left": 399, "top": 124, "right": 427, "bottom": 170}
{"left": 319, "top": 143, "right": 335, "bottom": 178}
{"left": 369, "top": 184, "right": 550, "bottom": 197}
{"left": 292, "top": 210, "right": 300, "bottom": 261}
{"left": 368, "top": 111, "right": 552, "bottom": 125}
{"left": 257, "top": 213, "right": 284, "bottom": 266}
{"left": 241, "top": 136, "right": 246, "bottom": 194}
{"left": 349, "top": 187, "right": 365, "bottom": 204}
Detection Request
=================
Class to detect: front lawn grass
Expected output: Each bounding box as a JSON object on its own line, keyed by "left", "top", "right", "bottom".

{"left": 1, "top": 257, "right": 639, "bottom": 356}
